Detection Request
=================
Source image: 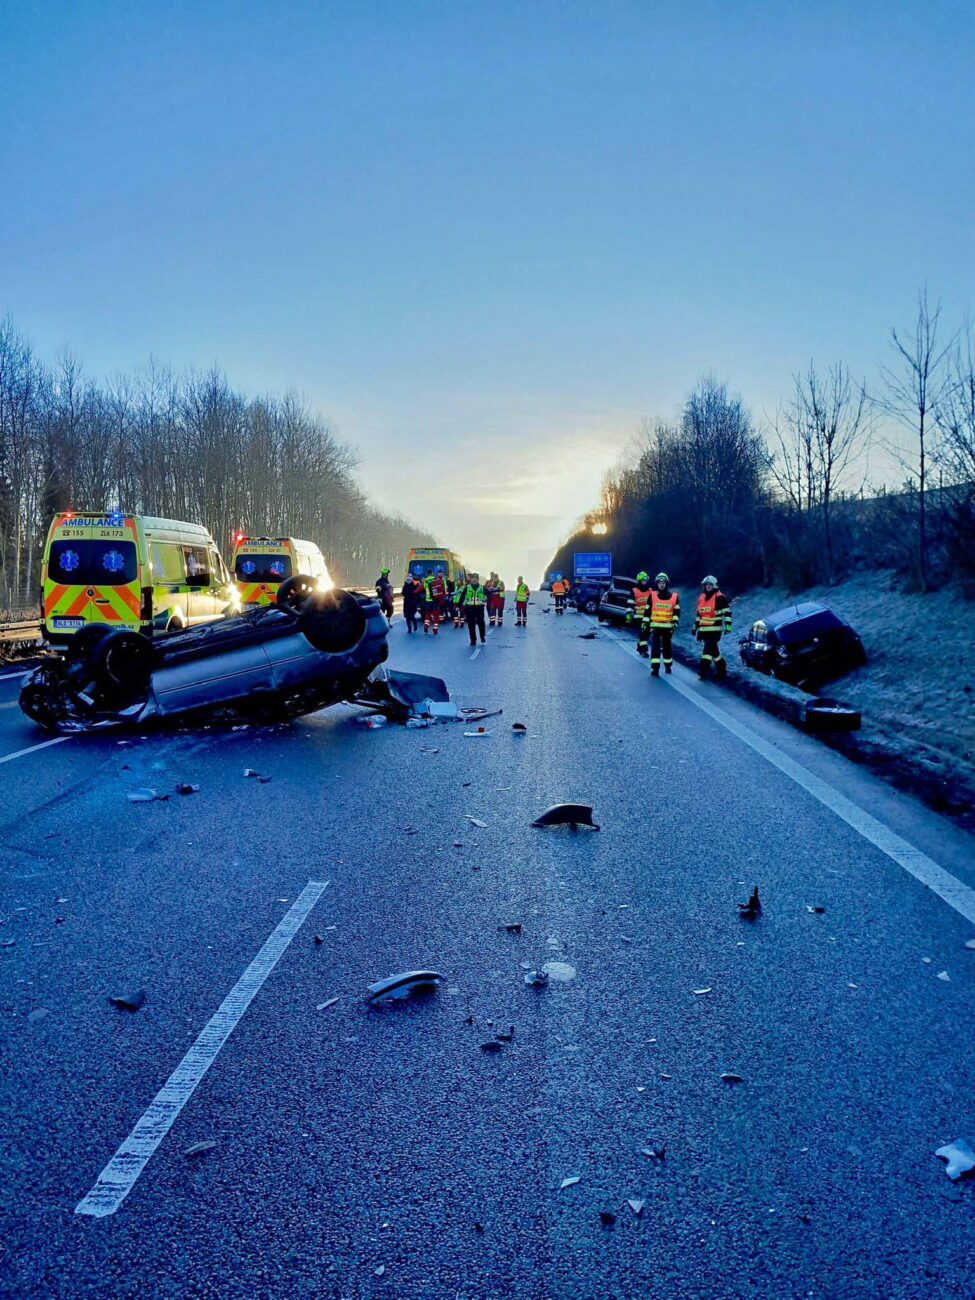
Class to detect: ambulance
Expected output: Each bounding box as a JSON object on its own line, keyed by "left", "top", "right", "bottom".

{"left": 406, "top": 546, "right": 465, "bottom": 585}
{"left": 40, "top": 511, "right": 238, "bottom": 645}
{"left": 231, "top": 535, "right": 331, "bottom": 607}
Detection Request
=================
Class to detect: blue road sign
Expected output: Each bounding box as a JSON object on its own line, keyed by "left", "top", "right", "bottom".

{"left": 573, "top": 551, "right": 612, "bottom": 579}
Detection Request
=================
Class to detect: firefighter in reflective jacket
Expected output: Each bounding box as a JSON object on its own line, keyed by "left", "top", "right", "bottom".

{"left": 626, "top": 572, "right": 653, "bottom": 654}
{"left": 515, "top": 577, "right": 530, "bottom": 626}
{"left": 423, "top": 568, "right": 447, "bottom": 634}
{"left": 642, "top": 572, "right": 680, "bottom": 676}
{"left": 693, "top": 575, "right": 732, "bottom": 678}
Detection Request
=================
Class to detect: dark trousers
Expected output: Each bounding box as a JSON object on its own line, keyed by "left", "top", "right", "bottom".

{"left": 699, "top": 632, "right": 726, "bottom": 675}
{"left": 649, "top": 627, "right": 673, "bottom": 672}
{"left": 403, "top": 603, "right": 419, "bottom": 631}
{"left": 466, "top": 606, "right": 486, "bottom": 645}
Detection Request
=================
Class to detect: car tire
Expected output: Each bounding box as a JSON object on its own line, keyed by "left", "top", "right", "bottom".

{"left": 91, "top": 629, "right": 154, "bottom": 703}
{"left": 277, "top": 575, "right": 318, "bottom": 613}
{"left": 65, "top": 623, "right": 114, "bottom": 668}
{"left": 584, "top": 599, "right": 598, "bottom": 615}
{"left": 803, "top": 698, "right": 861, "bottom": 732}
{"left": 299, "top": 589, "right": 368, "bottom": 654}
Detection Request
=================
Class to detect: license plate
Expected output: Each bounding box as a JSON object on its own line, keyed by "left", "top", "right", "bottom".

{"left": 52, "top": 618, "right": 86, "bottom": 629}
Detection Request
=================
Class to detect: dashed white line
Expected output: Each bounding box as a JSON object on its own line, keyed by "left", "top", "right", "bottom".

{"left": 0, "top": 736, "right": 70, "bottom": 766}
{"left": 75, "top": 880, "right": 329, "bottom": 1219}
{"left": 600, "top": 623, "right": 975, "bottom": 927}
{"left": 470, "top": 648, "right": 481, "bottom": 660}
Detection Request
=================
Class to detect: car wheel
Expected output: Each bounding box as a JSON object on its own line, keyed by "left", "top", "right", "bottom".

{"left": 584, "top": 599, "right": 597, "bottom": 615}
{"left": 65, "top": 623, "right": 114, "bottom": 668}
{"left": 277, "top": 575, "right": 317, "bottom": 613}
{"left": 299, "top": 589, "right": 368, "bottom": 654}
{"left": 91, "top": 629, "right": 154, "bottom": 703}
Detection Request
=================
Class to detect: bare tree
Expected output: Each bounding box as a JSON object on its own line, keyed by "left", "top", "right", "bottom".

{"left": 879, "top": 290, "right": 953, "bottom": 589}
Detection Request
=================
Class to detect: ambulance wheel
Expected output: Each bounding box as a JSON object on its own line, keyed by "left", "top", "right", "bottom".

{"left": 91, "top": 629, "right": 154, "bottom": 702}
{"left": 277, "top": 575, "right": 317, "bottom": 613}
{"left": 299, "top": 589, "right": 367, "bottom": 654}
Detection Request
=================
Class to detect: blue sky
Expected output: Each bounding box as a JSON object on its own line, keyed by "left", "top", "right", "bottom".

{"left": 2, "top": 1, "right": 972, "bottom": 578}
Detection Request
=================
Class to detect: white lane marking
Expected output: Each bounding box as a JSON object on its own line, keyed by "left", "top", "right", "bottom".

{"left": 76, "top": 880, "right": 329, "bottom": 1219}
{"left": 601, "top": 624, "right": 975, "bottom": 927}
{"left": 470, "top": 648, "right": 481, "bottom": 660}
{"left": 0, "top": 736, "right": 70, "bottom": 765}
{"left": 0, "top": 669, "right": 31, "bottom": 681}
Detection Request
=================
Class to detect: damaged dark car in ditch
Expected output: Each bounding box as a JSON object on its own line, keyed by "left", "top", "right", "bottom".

{"left": 20, "top": 577, "right": 444, "bottom": 733}
{"left": 738, "top": 600, "right": 867, "bottom": 690}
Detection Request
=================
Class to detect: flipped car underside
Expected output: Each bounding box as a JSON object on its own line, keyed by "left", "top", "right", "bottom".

{"left": 20, "top": 578, "right": 447, "bottom": 733}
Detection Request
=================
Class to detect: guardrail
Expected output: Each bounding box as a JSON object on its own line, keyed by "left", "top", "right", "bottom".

{"left": 0, "top": 618, "right": 42, "bottom": 646}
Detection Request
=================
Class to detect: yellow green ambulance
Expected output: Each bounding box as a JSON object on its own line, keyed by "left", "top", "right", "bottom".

{"left": 231, "top": 536, "right": 331, "bottom": 607}
{"left": 41, "top": 511, "right": 238, "bottom": 646}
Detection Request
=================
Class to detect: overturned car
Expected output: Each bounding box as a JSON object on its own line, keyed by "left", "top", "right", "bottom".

{"left": 738, "top": 600, "right": 867, "bottom": 690}
{"left": 19, "top": 577, "right": 425, "bottom": 733}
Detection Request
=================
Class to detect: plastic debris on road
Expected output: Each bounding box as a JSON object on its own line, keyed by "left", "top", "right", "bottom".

{"left": 464, "top": 727, "right": 490, "bottom": 737}
{"left": 503, "top": 922, "right": 523, "bottom": 933}
{"left": 806, "top": 905, "right": 826, "bottom": 914}
{"left": 512, "top": 722, "right": 527, "bottom": 734}
{"left": 541, "top": 961, "right": 576, "bottom": 983}
{"left": 464, "top": 816, "right": 488, "bottom": 828}
{"left": 418, "top": 699, "right": 459, "bottom": 719}
{"left": 127, "top": 788, "right": 167, "bottom": 803}
{"left": 524, "top": 969, "right": 550, "bottom": 988}
{"left": 721, "top": 1072, "right": 745, "bottom": 1083}
{"left": 966, "top": 939, "right": 975, "bottom": 950}
{"left": 560, "top": 1176, "right": 581, "bottom": 1190}
{"left": 183, "top": 1140, "right": 218, "bottom": 1157}
{"left": 937, "top": 970, "right": 951, "bottom": 982}
{"left": 531, "top": 803, "right": 600, "bottom": 830}
{"left": 936, "top": 1139, "right": 975, "bottom": 1180}
{"left": 317, "top": 997, "right": 339, "bottom": 1011}
{"left": 359, "top": 715, "right": 388, "bottom": 729}
{"left": 367, "top": 970, "right": 444, "bottom": 1002}
{"left": 175, "top": 783, "right": 200, "bottom": 795}
{"left": 737, "top": 886, "right": 761, "bottom": 919}
{"left": 109, "top": 989, "right": 147, "bottom": 1011}
{"left": 627, "top": 1199, "right": 645, "bottom": 1216}
{"left": 693, "top": 987, "right": 712, "bottom": 996}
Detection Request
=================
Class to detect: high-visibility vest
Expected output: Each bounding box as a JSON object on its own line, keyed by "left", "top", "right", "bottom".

{"left": 465, "top": 584, "right": 486, "bottom": 606}
{"left": 552, "top": 580, "right": 567, "bottom": 595}
{"left": 696, "top": 591, "right": 731, "bottom": 634}
{"left": 648, "top": 591, "right": 679, "bottom": 628}
{"left": 496, "top": 579, "right": 505, "bottom": 594}
{"left": 516, "top": 583, "right": 530, "bottom": 601}
{"left": 629, "top": 585, "right": 651, "bottom": 614}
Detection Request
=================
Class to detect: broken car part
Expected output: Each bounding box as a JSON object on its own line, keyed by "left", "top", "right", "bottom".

{"left": 531, "top": 803, "right": 600, "bottom": 830}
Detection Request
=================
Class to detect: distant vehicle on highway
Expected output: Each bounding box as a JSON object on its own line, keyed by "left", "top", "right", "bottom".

{"left": 595, "top": 575, "right": 638, "bottom": 625}
{"left": 232, "top": 535, "right": 331, "bottom": 607}
{"left": 571, "top": 576, "right": 611, "bottom": 615}
{"left": 21, "top": 577, "right": 391, "bottom": 732}
{"left": 406, "top": 546, "right": 465, "bottom": 584}
{"left": 41, "top": 512, "right": 237, "bottom": 647}
{"left": 738, "top": 601, "right": 867, "bottom": 689}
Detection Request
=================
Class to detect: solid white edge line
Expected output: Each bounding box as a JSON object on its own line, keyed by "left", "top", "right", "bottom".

{"left": 0, "top": 736, "right": 70, "bottom": 765}
{"left": 600, "top": 622, "right": 975, "bottom": 927}
{"left": 75, "top": 880, "right": 329, "bottom": 1219}
{"left": 0, "top": 669, "right": 31, "bottom": 681}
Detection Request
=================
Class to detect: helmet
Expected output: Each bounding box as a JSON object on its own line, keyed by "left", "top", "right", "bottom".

{"left": 636, "top": 570, "right": 649, "bottom": 583}
{"left": 701, "top": 574, "right": 717, "bottom": 587}
{"left": 381, "top": 567, "right": 390, "bottom": 575}
{"left": 655, "top": 572, "right": 669, "bottom": 584}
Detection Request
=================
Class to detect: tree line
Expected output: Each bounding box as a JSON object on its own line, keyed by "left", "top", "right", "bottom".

{"left": 550, "top": 291, "right": 975, "bottom": 595}
{"left": 0, "top": 317, "right": 434, "bottom": 610}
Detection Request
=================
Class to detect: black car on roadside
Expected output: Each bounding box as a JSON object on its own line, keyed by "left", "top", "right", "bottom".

{"left": 738, "top": 600, "right": 867, "bottom": 689}
{"left": 572, "top": 577, "right": 612, "bottom": 615}
{"left": 595, "top": 575, "right": 638, "bottom": 625}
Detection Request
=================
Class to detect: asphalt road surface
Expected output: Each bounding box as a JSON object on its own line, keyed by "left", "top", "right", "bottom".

{"left": 3, "top": 602, "right": 975, "bottom": 1299}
